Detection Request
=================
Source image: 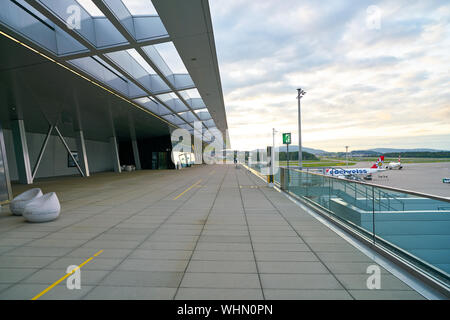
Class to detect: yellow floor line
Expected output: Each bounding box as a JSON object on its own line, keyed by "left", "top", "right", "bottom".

{"left": 93, "top": 249, "right": 103, "bottom": 257}
{"left": 31, "top": 250, "right": 103, "bottom": 300}
{"left": 173, "top": 179, "right": 202, "bottom": 200}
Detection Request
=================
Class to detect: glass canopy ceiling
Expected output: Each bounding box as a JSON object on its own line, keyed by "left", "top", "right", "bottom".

{"left": 0, "top": 0, "right": 217, "bottom": 137}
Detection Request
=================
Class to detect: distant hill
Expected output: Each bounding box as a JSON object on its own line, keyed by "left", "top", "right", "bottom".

{"left": 350, "top": 150, "right": 380, "bottom": 156}
{"left": 276, "top": 146, "right": 328, "bottom": 155}
{"left": 347, "top": 148, "right": 450, "bottom": 158}
{"left": 368, "top": 148, "right": 448, "bottom": 153}
{"left": 383, "top": 151, "right": 450, "bottom": 158}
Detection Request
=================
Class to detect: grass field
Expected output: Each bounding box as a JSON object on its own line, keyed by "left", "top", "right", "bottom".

{"left": 278, "top": 160, "right": 356, "bottom": 167}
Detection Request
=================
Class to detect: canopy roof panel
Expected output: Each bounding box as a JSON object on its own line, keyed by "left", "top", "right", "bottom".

{"left": 0, "top": 0, "right": 228, "bottom": 141}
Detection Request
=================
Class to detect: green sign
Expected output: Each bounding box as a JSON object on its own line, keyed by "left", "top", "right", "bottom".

{"left": 282, "top": 133, "right": 291, "bottom": 145}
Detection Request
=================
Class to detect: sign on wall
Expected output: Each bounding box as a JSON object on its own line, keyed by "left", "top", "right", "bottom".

{"left": 68, "top": 151, "right": 79, "bottom": 168}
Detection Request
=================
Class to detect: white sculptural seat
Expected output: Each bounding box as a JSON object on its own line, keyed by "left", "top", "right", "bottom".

{"left": 22, "top": 192, "right": 61, "bottom": 223}
{"left": 10, "top": 188, "right": 43, "bottom": 216}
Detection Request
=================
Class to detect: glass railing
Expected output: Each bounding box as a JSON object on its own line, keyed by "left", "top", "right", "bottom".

{"left": 267, "top": 166, "right": 450, "bottom": 289}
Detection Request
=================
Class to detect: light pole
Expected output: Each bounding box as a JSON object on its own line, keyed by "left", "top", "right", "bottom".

{"left": 297, "top": 88, "right": 306, "bottom": 169}
{"left": 345, "top": 146, "right": 349, "bottom": 168}
{"left": 269, "top": 128, "right": 278, "bottom": 187}
{"left": 272, "top": 128, "right": 276, "bottom": 175}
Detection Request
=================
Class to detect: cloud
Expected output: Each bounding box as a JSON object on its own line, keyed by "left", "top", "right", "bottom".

{"left": 210, "top": 0, "right": 450, "bottom": 151}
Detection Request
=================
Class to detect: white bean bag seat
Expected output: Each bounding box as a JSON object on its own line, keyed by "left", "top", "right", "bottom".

{"left": 23, "top": 192, "right": 61, "bottom": 223}
{"left": 10, "top": 188, "right": 43, "bottom": 216}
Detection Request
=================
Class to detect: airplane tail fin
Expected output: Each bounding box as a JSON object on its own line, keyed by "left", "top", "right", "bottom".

{"left": 371, "top": 156, "right": 385, "bottom": 168}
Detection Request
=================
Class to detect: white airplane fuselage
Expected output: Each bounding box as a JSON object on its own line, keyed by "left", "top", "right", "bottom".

{"left": 387, "top": 162, "right": 402, "bottom": 169}
{"left": 387, "top": 156, "right": 403, "bottom": 170}
{"left": 325, "top": 156, "right": 386, "bottom": 177}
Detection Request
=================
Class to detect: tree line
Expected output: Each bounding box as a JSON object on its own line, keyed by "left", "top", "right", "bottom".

{"left": 383, "top": 151, "right": 450, "bottom": 158}
{"left": 278, "top": 151, "right": 318, "bottom": 161}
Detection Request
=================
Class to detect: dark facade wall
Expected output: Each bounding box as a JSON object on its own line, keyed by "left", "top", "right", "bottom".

{"left": 136, "top": 135, "right": 175, "bottom": 170}
{"left": 118, "top": 141, "right": 134, "bottom": 166}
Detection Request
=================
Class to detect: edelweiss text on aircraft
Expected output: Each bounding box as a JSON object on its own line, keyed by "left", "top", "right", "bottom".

{"left": 325, "top": 156, "right": 385, "bottom": 176}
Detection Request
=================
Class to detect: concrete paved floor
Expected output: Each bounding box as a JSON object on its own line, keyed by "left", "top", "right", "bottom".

{"left": 0, "top": 165, "right": 425, "bottom": 299}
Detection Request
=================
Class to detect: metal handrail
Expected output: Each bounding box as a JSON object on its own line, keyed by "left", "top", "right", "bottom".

{"left": 293, "top": 190, "right": 450, "bottom": 291}
{"left": 377, "top": 187, "right": 405, "bottom": 211}
{"left": 296, "top": 169, "right": 405, "bottom": 212}
{"left": 243, "top": 163, "right": 450, "bottom": 294}
{"left": 246, "top": 162, "right": 449, "bottom": 202}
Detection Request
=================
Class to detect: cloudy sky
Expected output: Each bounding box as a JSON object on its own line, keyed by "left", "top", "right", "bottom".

{"left": 209, "top": 0, "right": 450, "bottom": 152}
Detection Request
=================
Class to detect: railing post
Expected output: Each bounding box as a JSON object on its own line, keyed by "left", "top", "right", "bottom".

{"left": 365, "top": 187, "right": 368, "bottom": 210}
{"left": 379, "top": 189, "right": 381, "bottom": 211}
{"left": 287, "top": 168, "right": 290, "bottom": 192}
{"left": 280, "top": 167, "right": 285, "bottom": 191}
{"left": 372, "top": 186, "right": 375, "bottom": 244}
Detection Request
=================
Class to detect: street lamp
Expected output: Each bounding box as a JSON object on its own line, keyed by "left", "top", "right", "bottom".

{"left": 297, "top": 88, "right": 306, "bottom": 169}
{"left": 269, "top": 128, "right": 278, "bottom": 187}
{"left": 272, "top": 128, "right": 278, "bottom": 172}
{"left": 345, "top": 146, "right": 349, "bottom": 168}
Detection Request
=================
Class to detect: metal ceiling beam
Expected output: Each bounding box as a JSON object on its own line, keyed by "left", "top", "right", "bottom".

{"left": 0, "top": 21, "right": 182, "bottom": 133}
{"left": 23, "top": 0, "right": 191, "bottom": 130}
{"left": 91, "top": 0, "right": 211, "bottom": 131}
{"left": 152, "top": 0, "right": 228, "bottom": 138}
{"left": 14, "top": 1, "right": 217, "bottom": 143}
{"left": 58, "top": 36, "right": 171, "bottom": 61}
{"left": 98, "top": 54, "right": 191, "bottom": 129}
{"left": 130, "top": 83, "right": 196, "bottom": 99}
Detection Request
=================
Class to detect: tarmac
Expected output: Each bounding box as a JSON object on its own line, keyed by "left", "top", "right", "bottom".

{"left": 0, "top": 165, "right": 426, "bottom": 300}
{"left": 350, "top": 161, "right": 450, "bottom": 198}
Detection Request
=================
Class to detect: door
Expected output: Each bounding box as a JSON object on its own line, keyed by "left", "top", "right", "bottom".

{"left": 0, "top": 124, "right": 12, "bottom": 203}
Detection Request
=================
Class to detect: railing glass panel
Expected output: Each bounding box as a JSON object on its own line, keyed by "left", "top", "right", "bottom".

{"left": 272, "top": 167, "right": 450, "bottom": 287}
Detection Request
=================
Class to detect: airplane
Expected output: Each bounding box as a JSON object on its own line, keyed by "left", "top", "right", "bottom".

{"left": 325, "top": 156, "right": 386, "bottom": 179}
{"left": 386, "top": 155, "right": 403, "bottom": 170}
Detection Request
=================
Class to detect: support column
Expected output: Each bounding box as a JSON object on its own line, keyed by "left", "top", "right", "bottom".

{"left": 193, "top": 121, "right": 203, "bottom": 165}
{"left": 107, "top": 101, "right": 121, "bottom": 173}
{"left": 73, "top": 92, "right": 90, "bottom": 177}
{"left": 32, "top": 125, "right": 53, "bottom": 180}
{"left": 110, "top": 136, "right": 121, "bottom": 173}
{"left": 11, "top": 120, "right": 32, "bottom": 184}
{"left": 0, "top": 122, "right": 13, "bottom": 201}
{"left": 54, "top": 126, "right": 85, "bottom": 177}
{"left": 128, "top": 114, "right": 141, "bottom": 170}
{"left": 131, "top": 139, "right": 141, "bottom": 170}
{"left": 75, "top": 130, "right": 90, "bottom": 177}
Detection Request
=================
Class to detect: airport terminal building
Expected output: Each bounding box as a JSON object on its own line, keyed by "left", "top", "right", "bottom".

{"left": 0, "top": 0, "right": 228, "bottom": 201}
{"left": 0, "top": 0, "right": 448, "bottom": 301}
